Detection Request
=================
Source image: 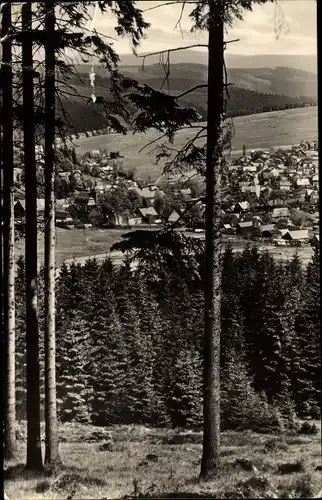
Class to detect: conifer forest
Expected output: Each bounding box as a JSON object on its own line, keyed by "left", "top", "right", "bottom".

{"left": 1, "top": 1, "right": 321, "bottom": 499}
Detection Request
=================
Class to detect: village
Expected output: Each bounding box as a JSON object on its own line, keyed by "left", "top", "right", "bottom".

{"left": 12, "top": 139, "right": 319, "bottom": 248}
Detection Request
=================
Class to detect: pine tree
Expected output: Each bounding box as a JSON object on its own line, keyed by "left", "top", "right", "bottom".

{"left": 2, "top": 2, "right": 17, "bottom": 459}
{"left": 22, "top": 2, "right": 43, "bottom": 471}
{"left": 43, "top": 1, "right": 61, "bottom": 467}
{"left": 167, "top": 348, "right": 203, "bottom": 429}
{"left": 294, "top": 245, "right": 320, "bottom": 416}
{"left": 56, "top": 311, "right": 92, "bottom": 423}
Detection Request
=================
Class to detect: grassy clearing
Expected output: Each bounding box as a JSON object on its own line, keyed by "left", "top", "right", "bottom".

{"left": 4, "top": 422, "right": 321, "bottom": 499}
{"left": 15, "top": 227, "right": 151, "bottom": 267}
{"left": 15, "top": 227, "right": 313, "bottom": 269}
{"left": 71, "top": 107, "right": 317, "bottom": 181}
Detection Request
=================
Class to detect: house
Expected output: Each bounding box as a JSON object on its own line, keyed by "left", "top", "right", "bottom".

{"left": 296, "top": 178, "right": 311, "bottom": 188}
{"left": 275, "top": 217, "right": 291, "bottom": 229}
{"left": 37, "top": 199, "right": 45, "bottom": 219}
{"left": 269, "top": 168, "right": 280, "bottom": 178}
{"left": 233, "top": 201, "right": 250, "bottom": 213}
{"left": 293, "top": 189, "right": 307, "bottom": 202}
{"left": 236, "top": 221, "right": 253, "bottom": 236}
{"left": 229, "top": 213, "right": 240, "bottom": 227}
{"left": 133, "top": 186, "right": 159, "bottom": 206}
{"left": 88, "top": 208, "right": 102, "bottom": 226}
{"left": 14, "top": 200, "right": 26, "bottom": 219}
{"left": 242, "top": 165, "right": 257, "bottom": 173}
{"left": 109, "top": 213, "right": 129, "bottom": 227}
{"left": 307, "top": 191, "right": 319, "bottom": 204}
{"left": 168, "top": 210, "right": 181, "bottom": 225}
{"left": 74, "top": 192, "right": 96, "bottom": 211}
{"left": 272, "top": 207, "right": 290, "bottom": 220}
{"left": 56, "top": 200, "right": 73, "bottom": 222}
{"left": 222, "top": 223, "right": 235, "bottom": 235}
{"left": 56, "top": 199, "right": 71, "bottom": 211}
{"left": 259, "top": 224, "right": 278, "bottom": 238}
{"left": 282, "top": 229, "right": 310, "bottom": 244}
{"left": 312, "top": 174, "right": 319, "bottom": 187}
{"left": 279, "top": 180, "right": 291, "bottom": 191}
{"left": 94, "top": 180, "right": 107, "bottom": 192}
{"left": 241, "top": 185, "right": 261, "bottom": 197}
{"left": 138, "top": 207, "right": 159, "bottom": 225}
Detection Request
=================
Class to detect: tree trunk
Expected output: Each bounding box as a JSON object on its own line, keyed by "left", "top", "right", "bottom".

{"left": 22, "top": 2, "right": 43, "bottom": 471}
{"left": 200, "top": 0, "right": 224, "bottom": 480}
{"left": 2, "top": 3, "right": 17, "bottom": 460}
{"left": 44, "top": 2, "right": 61, "bottom": 467}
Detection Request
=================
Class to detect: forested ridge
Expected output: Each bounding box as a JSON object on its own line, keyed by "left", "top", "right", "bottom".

{"left": 57, "top": 67, "right": 317, "bottom": 133}
{"left": 14, "top": 243, "right": 320, "bottom": 431}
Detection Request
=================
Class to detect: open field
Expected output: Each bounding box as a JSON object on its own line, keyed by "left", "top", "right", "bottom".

{"left": 70, "top": 107, "right": 318, "bottom": 181}
{"left": 15, "top": 227, "right": 314, "bottom": 269}
{"left": 4, "top": 422, "right": 322, "bottom": 499}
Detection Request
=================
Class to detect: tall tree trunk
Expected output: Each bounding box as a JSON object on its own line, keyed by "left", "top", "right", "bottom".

{"left": 2, "top": 3, "right": 17, "bottom": 460}
{"left": 44, "top": 2, "right": 61, "bottom": 467}
{"left": 22, "top": 2, "right": 43, "bottom": 471}
{"left": 200, "top": 0, "right": 224, "bottom": 480}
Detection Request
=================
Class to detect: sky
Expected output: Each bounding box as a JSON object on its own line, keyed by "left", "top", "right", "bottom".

{"left": 92, "top": 0, "right": 317, "bottom": 57}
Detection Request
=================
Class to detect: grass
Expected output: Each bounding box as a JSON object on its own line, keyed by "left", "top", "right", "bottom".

{"left": 15, "top": 227, "right": 155, "bottom": 268}
{"left": 4, "top": 422, "right": 322, "bottom": 499}
{"left": 15, "top": 226, "right": 314, "bottom": 269}
{"left": 70, "top": 107, "right": 317, "bottom": 181}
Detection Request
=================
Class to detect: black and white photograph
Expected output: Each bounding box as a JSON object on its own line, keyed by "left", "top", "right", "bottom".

{"left": 1, "top": 0, "right": 320, "bottom": 498}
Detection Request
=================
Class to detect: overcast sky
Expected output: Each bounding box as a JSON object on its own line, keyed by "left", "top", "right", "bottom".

{"left": 93, "top": 0, "right": 317, "bottom": 57}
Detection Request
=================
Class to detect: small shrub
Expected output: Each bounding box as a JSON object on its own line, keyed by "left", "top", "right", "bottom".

{"left": 294, "top": 474, "right": 314, "bottom": 498}
{"left": 85, "top": 429, "right": 113, "bottom": 443}
{"left": 277, "top": 460, "right": 305, "bottom": 475}
{"left": 98, "top": 441, "right": 114, "bottom": 452}
{"left": 263, "top": 438, "right": 288, "bottom": 453}
{"left": 35, "top": 480, "right": 51, "bottom": 494}
{"left": 235, "top": 475, "right": 274, "bottom": 498}
{"left": 310, "top": 406, "right": 321, "bottom": 420}
{"left": 298, "top": 422, "right": 318, "bottom": 435}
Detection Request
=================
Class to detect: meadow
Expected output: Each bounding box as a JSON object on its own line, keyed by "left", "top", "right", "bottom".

{"left": 4, "top": 422, "right": 322, "bottom": 499}
{"left": 15, "top": 227, "right": 314, "bottom": 269}
{"left": 70, "top": 107, "right": 318, "bottom": 181}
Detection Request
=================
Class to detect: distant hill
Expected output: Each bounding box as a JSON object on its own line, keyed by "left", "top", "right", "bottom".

{"left": 59, "top": 62, "right": 316, "bottom": 134}
{"left": 118, "top": 51, "right": 318, "bottom": 74}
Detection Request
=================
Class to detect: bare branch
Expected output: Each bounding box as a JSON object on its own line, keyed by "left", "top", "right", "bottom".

{"left": 142, "top": 1, "right": 195, "bottom": 13}
{"left": 175, "top": 84, "right": 208, "bottom": 100}
{"left": 138, "top": 132, "right": 169, "bottom": 154}
{"left": 140, "top": 43, "right": 208, "bottom": 66}
{"left": 174, "top": 1, "right": 187, "bottom": 38}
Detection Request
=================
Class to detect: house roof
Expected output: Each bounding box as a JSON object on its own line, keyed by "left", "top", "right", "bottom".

{"left": 37, "top": 199, "right": 45, "bottom": 211}
{"left": 238, "top": 221, "right": 253, "bottom": 228}
{"left": 140, "top": 187, "right": 157, "bottom": 199}
{"left": 297, "top": 178, "right": 310, "bottom": 186}
{"left": 139, "top": 207, "right": 158, "bottom": 217}
{"left": 15, "top": 199, "right": 25, "bottom": 210}
{"left": 56, "top": 199, "right": 71, "bottom": 209}
{"left": 282, "top": 229, "right": 310, "bottom": 240}
{"left": 237, "top": 201, "right": 250, "bottom": 210}
{"left": 168, "top": 210, "right": 180, "bottom": 222}
{"left": 272, "top": 207, "right": 290, "bottom": 218}
{"left": 260, "top": 224, "right": 276, "bottom": 233}
{"left": 75, "top": 191, "right": 92, "bottom": 200}
{"left": 89, "top": 208, "right": 101, "bottom": 217}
